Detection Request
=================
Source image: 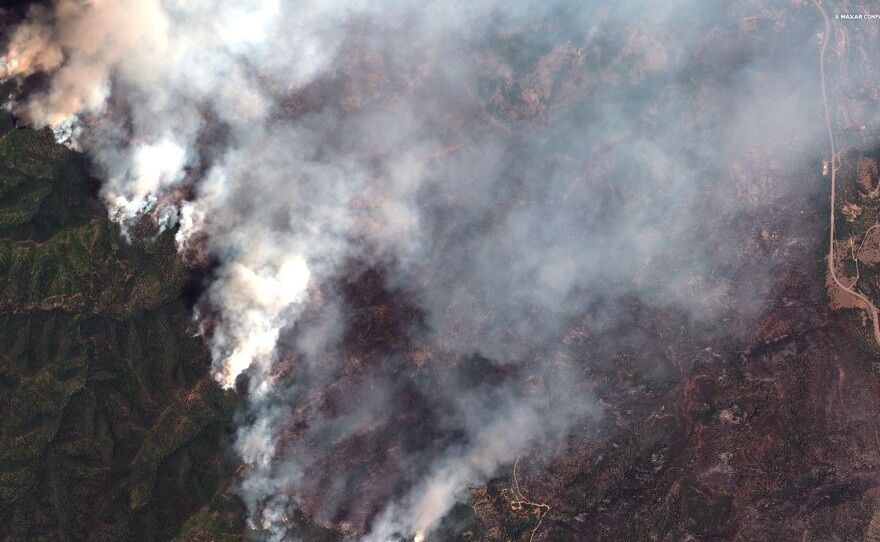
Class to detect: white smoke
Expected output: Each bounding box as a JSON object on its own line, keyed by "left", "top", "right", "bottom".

{"left": 0, "top": 0, "right": 822, "bottom": 539}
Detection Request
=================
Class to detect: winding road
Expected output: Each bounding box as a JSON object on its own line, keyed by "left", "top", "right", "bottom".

{"left": 511, "top": 456, "right": 551, "bottom": 542}
{"left": 813, "top": 0, "right": 880, "bottom": 347}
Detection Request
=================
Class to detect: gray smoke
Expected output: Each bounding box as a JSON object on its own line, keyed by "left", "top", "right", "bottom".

{"left": 1, "top": 0, "right": 825, "bottom": 539}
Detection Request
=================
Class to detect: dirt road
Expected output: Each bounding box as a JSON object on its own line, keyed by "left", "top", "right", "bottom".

{"left": 813, "top": 0, "right": 880, "bottom": 346}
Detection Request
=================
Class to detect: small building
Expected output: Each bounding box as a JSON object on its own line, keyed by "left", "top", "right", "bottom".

{"left": 823, "top": 161, "right": 830, "bottom": 176}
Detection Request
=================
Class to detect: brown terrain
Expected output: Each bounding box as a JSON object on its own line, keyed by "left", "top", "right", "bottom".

{"left": 8, "top": 0, "right": 880, "bottom": 541}
{"left": 238, "top": 2, "right": 880, "bottom": 540}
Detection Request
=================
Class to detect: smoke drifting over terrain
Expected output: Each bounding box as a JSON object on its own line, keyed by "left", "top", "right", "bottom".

{"left": 1, "top": 0, "right": 825, "bottom": 539}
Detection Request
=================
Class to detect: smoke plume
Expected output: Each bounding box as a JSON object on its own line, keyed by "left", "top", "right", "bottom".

{"left": 1, "top": 0, "right": 825, "bottom": 539}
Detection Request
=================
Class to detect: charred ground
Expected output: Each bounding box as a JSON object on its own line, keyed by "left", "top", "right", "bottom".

{"left": 5, "top": 1, "right": 880, "bottom": 541}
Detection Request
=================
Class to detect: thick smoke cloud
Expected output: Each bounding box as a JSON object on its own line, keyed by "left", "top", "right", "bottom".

{"left": 1, "top": 0, "right": 822, "bottom": 539}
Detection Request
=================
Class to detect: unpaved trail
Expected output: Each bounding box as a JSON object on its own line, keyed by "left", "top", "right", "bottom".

{"left": 510, "top": 456, "right": 551, "bottom": 542}
{"left": 814, "top": 0, "right": 880, "bottom": 347}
